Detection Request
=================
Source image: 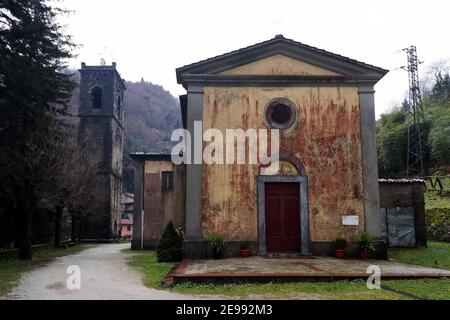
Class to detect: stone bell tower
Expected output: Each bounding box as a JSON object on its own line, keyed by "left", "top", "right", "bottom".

{"left": 77, "top": 62, "right": 126, "bottom": 240}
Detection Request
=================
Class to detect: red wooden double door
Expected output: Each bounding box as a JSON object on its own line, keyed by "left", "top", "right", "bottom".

{"left": 265, "top": 182, "right": 300, "bottom": 252}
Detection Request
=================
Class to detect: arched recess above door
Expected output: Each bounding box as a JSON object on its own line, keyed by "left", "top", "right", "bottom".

{"left": 260, "top": 153, "right": 306, "bottom": 176}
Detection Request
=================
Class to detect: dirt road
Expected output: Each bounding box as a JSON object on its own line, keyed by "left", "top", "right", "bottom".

{"left": 6, "top": 243, "right": 195, "bottom": 300}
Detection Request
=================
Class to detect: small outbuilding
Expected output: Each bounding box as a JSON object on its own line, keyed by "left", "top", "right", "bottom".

{"left": 130, "top": 153, "right": 185, "bottom": 249}
{"left": 379, "top": 179, "right": 427, "bottom": 248}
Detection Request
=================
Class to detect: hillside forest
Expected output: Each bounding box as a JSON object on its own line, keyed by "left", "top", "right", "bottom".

{"left": 377, "top": 61, "right": 450, "bottom": 178}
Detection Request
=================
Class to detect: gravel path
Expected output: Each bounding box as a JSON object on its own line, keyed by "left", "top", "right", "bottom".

{"left": 5, "top": 243, "right": 195, "bottom": 300}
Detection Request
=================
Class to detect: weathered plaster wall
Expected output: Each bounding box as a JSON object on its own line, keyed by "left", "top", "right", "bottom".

{"left": 142, "top": 161, "right": 185, "bottom": 246}
{"left": 145, "top": 161, "right": 174, "bottom": 174}
{"left": 220, "top": 54, "right": 340, "bottom": 76}
{"left": 202, "top": 86, "right": 365, "bottom": 242}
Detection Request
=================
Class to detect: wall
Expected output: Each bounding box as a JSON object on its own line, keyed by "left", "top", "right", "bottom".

{"left": 201, "top": 86, "right": 365, "bottom": 244}
{"left": 220, "top": 54, "right": 339, "bottom": 76}
{"left": 137, "top": 160, "right": 185, "bottom": 248}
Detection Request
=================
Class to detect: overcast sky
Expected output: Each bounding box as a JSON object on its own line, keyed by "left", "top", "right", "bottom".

{"left": 61, "top": 0, "right": 450, "bottom": 118}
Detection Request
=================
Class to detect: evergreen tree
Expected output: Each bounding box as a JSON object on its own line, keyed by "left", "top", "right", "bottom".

{"left": 0, "top": 0, "right": 75, "bottom": 259}
{"left": 156, "top": 221, "right": 183, "bottom": 263}
{"left": 377, "top": 108, "right": 408, "bottom": 177}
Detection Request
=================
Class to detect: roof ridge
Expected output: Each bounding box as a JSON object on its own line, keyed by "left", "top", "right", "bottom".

{"left": 280, "top": 36, "right": 387, "bottom": 73}
{"left": 176, "top": 36, "right": 278, "bottom": 72}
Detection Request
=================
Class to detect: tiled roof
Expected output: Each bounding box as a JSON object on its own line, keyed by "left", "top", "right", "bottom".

{"left": 379, "top": 178, "right": 425, "bottom": 184}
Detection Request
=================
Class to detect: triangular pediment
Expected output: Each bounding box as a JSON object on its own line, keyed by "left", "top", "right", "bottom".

{"left": 176, "top": 35, "right": 388, "bottom": 88}
{"left": 219, "top": 54, "right": 340, "bottom": 76}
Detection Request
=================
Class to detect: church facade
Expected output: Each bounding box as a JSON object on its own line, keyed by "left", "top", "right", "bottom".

{"left": 132, "top": 35, "right": 388, "bottom": 258}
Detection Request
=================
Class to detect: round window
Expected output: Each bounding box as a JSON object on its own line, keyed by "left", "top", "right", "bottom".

{"left": 265, "top": 98, "right": 297, "bottom": 129}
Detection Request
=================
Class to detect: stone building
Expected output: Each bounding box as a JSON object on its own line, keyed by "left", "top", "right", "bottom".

{"left": 132, "top": 35, "right": 389, "bottom": 258}
{"left": 78, "top": 63, "right": 126, "bottom": 240}
{"left": 121, "top": 193, "right": 134, "bottom": 220}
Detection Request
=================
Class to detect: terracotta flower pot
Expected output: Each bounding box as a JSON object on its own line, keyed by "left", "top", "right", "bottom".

{"left": 359, "top": 250, "right": 370, "bottom": 260}
{"left": 240, "top": 249, "right": 250, "bottom": 258}
{"left": 334, "top": 249, "right": 345, "bottom": 259}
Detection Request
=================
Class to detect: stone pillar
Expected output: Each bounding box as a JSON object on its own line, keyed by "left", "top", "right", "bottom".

{"left": 359, "top": 84, "right": 386, "bottom": 258}
{"left": 184, "top": 84, "right": 205, "bottom": 258}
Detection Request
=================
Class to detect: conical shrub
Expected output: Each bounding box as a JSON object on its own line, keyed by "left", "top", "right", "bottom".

{"left": 156, "top": 221, "right": 183, "bottom": 262}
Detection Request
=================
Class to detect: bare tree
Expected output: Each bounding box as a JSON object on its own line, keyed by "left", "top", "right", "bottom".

{"left": 37, "top": 112, "right": 107, "bottom": 248}
{"left": 64, "top": 137, "right": 107, "bottom": 244}
{"left": 422, "top": 59, "right": 450, "bottom": 98}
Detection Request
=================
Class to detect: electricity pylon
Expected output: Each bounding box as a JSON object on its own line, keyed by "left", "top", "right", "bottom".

{"left": 402, "top": 46, "right": 426, "bottom": 177}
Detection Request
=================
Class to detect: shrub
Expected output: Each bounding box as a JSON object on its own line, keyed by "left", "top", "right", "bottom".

{"left": 156, "top": 221, "right": 183, "bottom": 262}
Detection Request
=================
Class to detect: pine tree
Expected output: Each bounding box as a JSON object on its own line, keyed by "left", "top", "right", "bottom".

{"left": 0, "top": 0, "right": 76, "bottom": 259}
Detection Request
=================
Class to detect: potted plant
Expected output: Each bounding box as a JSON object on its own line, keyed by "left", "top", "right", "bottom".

{"left": 358, "top": 233, "right": 375, "bottom": 260}
{"left": 333, "top": 238, "right": 347, "bottom": 258}
{"left": 240, "top": 240, "right": 251, "bottom": 258}
{"left": 205, "top": 233, "right": 225, "bottom": 259}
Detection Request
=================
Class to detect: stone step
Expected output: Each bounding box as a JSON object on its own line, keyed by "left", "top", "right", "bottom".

{"left": 258, "top": 252, "right": 313, "bottom": 259}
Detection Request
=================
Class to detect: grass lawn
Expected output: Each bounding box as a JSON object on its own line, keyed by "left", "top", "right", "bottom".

{"left": 0, "top": 244, "right": 87, "bottom": 297}
{"left": 383, "top": 279, "right": 450, "bottom": 300}
{"left": 122, "top": 248, "right": 175, "bottom": 288}
{"left": 424, "top": 177, "right": 450, "bottom": 209}
{"left": 425, "top": 191, "right": 450, "bottom": 209}
{"left": 384, "top": 242, "right": 450, "bottom": 300}
{"left": 388, "top": 241, "right": 450, "bottom": 270}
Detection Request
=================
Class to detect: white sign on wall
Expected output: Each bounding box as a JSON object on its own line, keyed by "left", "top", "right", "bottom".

{"left": 342, "top": 215, "right": 359, "bottom": 226}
